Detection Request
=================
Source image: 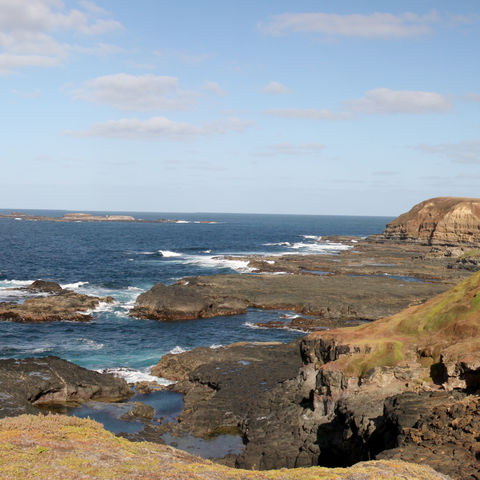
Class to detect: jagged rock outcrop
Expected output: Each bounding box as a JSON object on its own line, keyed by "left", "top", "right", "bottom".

{"left": 382, "top": 197, "right": 480, "bottom": 246}
{"left": 0, "top": 356, "right": 132, "bottom": 418}
{"left": 0, "top": 415, "right": 451, "bottom": 480}
{"left": 0, "top": 280, "right": 114, "bottom": 322}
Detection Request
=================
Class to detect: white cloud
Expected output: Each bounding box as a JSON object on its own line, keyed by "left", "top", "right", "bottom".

{"left": 66, "top": 117, "right": 253, "bottom": 140}
{"left": 78, "top": 1, "right": 110, "bottom": 17}
{"left": 258, "top": 11, "right": 439, "bottom": 38}
{"left": 0, "top": 0, "right": 123, "bottom": 73}
{"left": 203, "top": 81, "right": 225, "bottom": 96}
{"left": 73, "top": 73, "right": 196, "bottom": 111}
{"left": 416, "top": 141, "right": 480, "bottom": 164}
{"left": 0, "top": 52, "right": 60, "bottom": 74}
{"left": 0, "top": 0, "right": 122, "bottom": 35}
{"left": 262, "top": 81, "right": 289, "bottom": 94}
{"left": 463, "top": 93, "right": 480, "bottom": 102}
{"left": 347, "top": 88, "right": 451, "bottom": 114}
{"left": 264, "top": 108, "right": 352, "bottom": 120}
{"left": 255, "top": 143, "right": 325, "bottom": 157}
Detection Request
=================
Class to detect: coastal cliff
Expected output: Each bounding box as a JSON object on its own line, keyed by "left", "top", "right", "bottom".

{"left": 382, "top": 197, "right": 480, "bottom": 246}
{"left": 150, "top": 271, "right": 480, "bottom": 478}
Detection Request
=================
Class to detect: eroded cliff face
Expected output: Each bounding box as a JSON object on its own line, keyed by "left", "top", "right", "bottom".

{"left": 382, "top": 197, "right": 480, "bottom": 246}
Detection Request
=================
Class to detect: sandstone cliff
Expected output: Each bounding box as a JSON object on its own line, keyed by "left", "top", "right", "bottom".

{"left": 382, "top": 197, "right": 480, "bottom": 246}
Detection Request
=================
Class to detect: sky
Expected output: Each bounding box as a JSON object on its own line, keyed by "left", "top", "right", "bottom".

{"left": 1, "top": 0, "right": 480, "bottom": 216}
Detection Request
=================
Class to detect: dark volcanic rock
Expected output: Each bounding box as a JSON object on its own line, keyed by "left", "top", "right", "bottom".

{"left": 121, "top": 402, "right": 155, "bottom": 420}
{"left": 27, "top": 280, "right": 63, "bottom": 293}
{"left": 378, "top": 391, "right": 480, "bottom": 480}
{"left": 130, "top": 273, "right": 450, "bottom": 322}
{"left": 0, "top": 356, "right": 132, "bottom": 418}
{"left": 148, "top": 341, "right": 315, "bottom": 469}
{"left": 0, "top": 281, "right": 115, "bottom": 322}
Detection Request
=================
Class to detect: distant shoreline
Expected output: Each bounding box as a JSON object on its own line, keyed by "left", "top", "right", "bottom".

{"left": 0, "top": 212, "right": 217, "bottom": 224}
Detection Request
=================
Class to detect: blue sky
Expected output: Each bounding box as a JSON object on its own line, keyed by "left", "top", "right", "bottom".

{"left": 1, "top": 0, "right": 479, "bottom": 215}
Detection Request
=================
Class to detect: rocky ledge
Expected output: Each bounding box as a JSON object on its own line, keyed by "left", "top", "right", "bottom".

{"left": 146, "top": 271, "right": 480, "bottom": 479}
{"left": 0, "top": 414, "right": 449, "bottom": 479}
{"left": 0, "top": 356, "right": 131, "bottom": 418}
{"left": 0, "top": 280, "right": 114, "bottom": 322}
{"left": 380, "top": 196, "right": 480, "bottom": 246}
{"left": 130, "top": 273, "right": 452, "bottom": 324}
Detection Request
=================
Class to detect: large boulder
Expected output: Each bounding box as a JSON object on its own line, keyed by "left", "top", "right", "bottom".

{"left": 0, "top": 356, "right": 132, "bottom": 418}
{"left": 383, "top": 197, "right": 480, "bottom": 246}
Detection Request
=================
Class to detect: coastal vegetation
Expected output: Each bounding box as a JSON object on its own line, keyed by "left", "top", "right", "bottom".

{"left": 0, "top": 414, "right": 450, "bottom": 480}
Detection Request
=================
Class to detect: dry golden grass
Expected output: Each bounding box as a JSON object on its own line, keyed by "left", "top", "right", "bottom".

{"left": 0, "top": 415, "right": 449, "bottom": 480}
{"left": 308, "top": 271, "right": 480, "bottom": 378}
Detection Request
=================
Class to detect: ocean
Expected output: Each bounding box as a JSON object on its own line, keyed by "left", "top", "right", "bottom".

{"left": 0, "top": 210, "right": 392, "bottom": 384}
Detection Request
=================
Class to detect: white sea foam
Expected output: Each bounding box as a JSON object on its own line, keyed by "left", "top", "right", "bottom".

{"left": 302, "top": 235, "right": 323, "bottom": 241}
{"left": 209, "top": 344, "right": 223, "bottom": 349}
{"left": 99, "top": 366, "right": 173, "bottom": 386}
{"left": 169, "top": 346, "right": 187, "bottom": 354}
{"left": 175, "top": 220, "right": 190, "bottom": 224}
{"left": 203, "top": 250, "right": 212, "bottom": 253}
{"left": 61, "top": 281, "right": 89, "bottom": 290}
{"left": 263, "top": 241, "right": 291, "bottom": 247}
{"left": 288, "top": 241, "right": 352, "bottom": 254}
{"left": 243, "top": 321, "right": 263, "bottom": 329}
{"left": 0, "top": 279, "right": 34, "bottom": 288}
{"left": 158, "top": 250, "right": 182, "bottom": 257}
{"left": 182, "top": 255, "right": 253, "bottom": 273}
{"left": 76, "top": 338, "right": 104, "bottom": 351}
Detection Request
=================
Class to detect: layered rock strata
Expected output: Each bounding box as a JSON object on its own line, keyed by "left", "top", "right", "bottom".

{"left": 382, "top": 197, "right": 480, "bottom": 246}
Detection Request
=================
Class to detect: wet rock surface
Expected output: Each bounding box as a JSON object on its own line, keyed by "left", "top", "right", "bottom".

{"left": 0, "top": 280, "right": 114, "bottom": 322}
{"left": 130, "top": 273, "right": 452, "bottom": 324}
{"left": 0, "top": 356, "right": 132, "bottom": 418}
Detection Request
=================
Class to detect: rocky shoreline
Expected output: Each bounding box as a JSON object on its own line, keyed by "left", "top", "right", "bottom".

{"left": 3, "top": 197, "right": 480, "bottom": 479}
{"left": 130, "top": 269, "right": 480, "bottom": 479}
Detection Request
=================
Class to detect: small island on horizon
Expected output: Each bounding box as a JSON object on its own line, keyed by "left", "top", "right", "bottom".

{"left": 0, "top": 211, "right": 217, "bottom": 224}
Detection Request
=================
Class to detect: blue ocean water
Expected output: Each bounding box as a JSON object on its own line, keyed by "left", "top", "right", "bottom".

{"left": 0, "top": 209, "right": 392, "bottom": 383}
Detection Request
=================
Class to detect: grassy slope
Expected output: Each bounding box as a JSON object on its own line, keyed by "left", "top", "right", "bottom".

{"left": 308, "top": 271, "right": 480, "bottom": 378}
{"left": 0, "top": 415, "right": 448, "bottom": 480}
